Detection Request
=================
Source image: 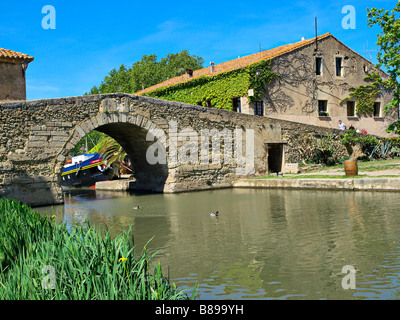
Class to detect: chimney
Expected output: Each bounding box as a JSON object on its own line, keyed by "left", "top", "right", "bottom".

{"left": 210, "top": 61, "right": 214, "bottom": 73}
{"left": 186, "top": 69, "right": 193, "bottom": 77}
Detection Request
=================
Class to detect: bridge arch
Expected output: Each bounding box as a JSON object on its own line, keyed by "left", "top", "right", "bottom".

{"left": 55, "top": 112, "right": 169, "bottom": 193}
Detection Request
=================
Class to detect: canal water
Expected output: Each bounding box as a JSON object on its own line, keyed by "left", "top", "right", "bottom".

{"left": 36, "top": 187, "right": 400, "bottom": 300}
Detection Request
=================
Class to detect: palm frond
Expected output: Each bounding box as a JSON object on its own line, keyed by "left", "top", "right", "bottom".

{"left": 96, "top": 137, "right": 127, "bottom": 169}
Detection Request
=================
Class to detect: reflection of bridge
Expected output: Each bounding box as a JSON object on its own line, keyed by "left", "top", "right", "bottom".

{"left": 0, "top": 93, "right": 285, "bottom": 206}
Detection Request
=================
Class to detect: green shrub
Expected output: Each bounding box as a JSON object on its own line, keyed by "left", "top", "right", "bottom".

{"left": 341, "top": 130, "right": 380, "bottom": 156}
{"left": 310, "top": 135, "right": 337, "bottom": 165}
{"left": 382, "top": 137, "right": 400, "bottom": 148}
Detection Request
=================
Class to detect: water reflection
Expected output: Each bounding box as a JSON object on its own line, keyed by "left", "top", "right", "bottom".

{"left": 36, "top": 188, "right": 400, "bottom": 300}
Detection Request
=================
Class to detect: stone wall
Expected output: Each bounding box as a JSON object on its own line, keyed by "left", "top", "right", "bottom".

{"left": 266, "top": 117, "right": 348, "bottom": 164}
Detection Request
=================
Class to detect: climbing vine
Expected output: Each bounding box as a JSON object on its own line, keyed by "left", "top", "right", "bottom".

{"left": 340, "top": 71, "right": 393, "bottom": 115}
{"left": 143, "top": 59, "right": 279, "bottom": 111}
{"left": 247, "top": 60, "right": 279, "bottom": 103}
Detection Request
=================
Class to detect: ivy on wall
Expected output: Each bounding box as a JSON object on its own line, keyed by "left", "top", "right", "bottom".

{"left": 340, "top": 71, "right": 393, "bottom": 115}
{"left": 143, "top": 59, "right": 279, "bottom": 111}
{"left": 247, "top": 60, "right": 279, "bottom": 103}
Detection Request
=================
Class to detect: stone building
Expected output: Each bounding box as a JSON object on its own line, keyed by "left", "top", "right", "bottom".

{"left": 0, "top": 48, "right": 34, "bottom": 101}
{"left": 138, "top": 33, "right": 397, "bottom": 137}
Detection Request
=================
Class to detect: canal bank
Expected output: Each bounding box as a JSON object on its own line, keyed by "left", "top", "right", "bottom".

{"left": 92, "top": 160, "right": 400, "bottom": 193}
{"left": 233, "top": 177, "right": 400, "bottom": 192}
{"left": 95, "top": 176, "right": 400, "bottom": 193}
{"left": 233, "top": 159, "right": 400, "bottom": 192}
{"left": 96, "top": 163, "right": 400, "bottom": 193}
{"left": 95, "top": 179, "right": 135, "bottom": 191}
{"left": 94, "top": 174, "right": 400, "bottom": 193}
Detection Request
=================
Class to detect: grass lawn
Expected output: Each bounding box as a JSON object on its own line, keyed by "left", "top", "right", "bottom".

{"left": 254, "top": 158, "right": 400, "bottom": 180}
{"left": 356, "top": 159, "right": 400, "bottom": 172}
{"left": 300, "top": 158, "right": 400, "bottom": 173}
{"left": 254, "top": 174, "right": 399, "bottom": 180}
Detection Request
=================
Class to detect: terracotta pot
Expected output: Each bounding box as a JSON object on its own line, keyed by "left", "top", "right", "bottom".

{"left": 344, "top": 160, "right": 358, "bottom": 176}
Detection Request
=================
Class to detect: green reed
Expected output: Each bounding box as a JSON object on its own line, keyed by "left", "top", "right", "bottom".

{"left": 0, "top": 197, "right": 194, "bottom": 300}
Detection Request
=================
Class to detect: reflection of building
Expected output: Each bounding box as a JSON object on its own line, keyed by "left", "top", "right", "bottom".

{"left": 138, "top": 33, "right": 396, "bottom": 137}
{"left": 0, "top": 48, "right": 34, "bottom": 101}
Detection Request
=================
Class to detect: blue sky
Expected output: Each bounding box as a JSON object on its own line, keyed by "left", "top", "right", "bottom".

{"left": 0, "top": 0, "right": 396, "bottom": 100}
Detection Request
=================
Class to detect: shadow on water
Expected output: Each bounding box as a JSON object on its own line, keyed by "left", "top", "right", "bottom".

{"left": 36, "top": 187, "right": 400, "bottom": 300}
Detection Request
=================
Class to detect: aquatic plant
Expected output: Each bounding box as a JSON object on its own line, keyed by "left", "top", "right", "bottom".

{"left": 0, "top": 197, "right": 194, "bottom": 300}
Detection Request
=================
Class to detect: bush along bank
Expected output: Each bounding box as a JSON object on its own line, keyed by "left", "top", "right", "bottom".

{"left": 0, "top": 197, "right": 194, "bottom": 300}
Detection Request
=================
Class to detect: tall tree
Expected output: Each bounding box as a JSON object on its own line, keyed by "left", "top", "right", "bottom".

{"left": 367, "top": 2, "right": 400, "bottom": 133}
{"left": 87, "top": 50, "right": 204, "bottom": 95}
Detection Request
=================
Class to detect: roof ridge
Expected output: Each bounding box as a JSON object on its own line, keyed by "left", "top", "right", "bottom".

{"left": 136, "top": 33, "right": 332, "bottom": 95}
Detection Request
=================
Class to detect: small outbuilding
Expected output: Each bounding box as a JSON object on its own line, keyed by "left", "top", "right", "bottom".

{"left": 0, "top": 48, "right": 34, "bottom": 101}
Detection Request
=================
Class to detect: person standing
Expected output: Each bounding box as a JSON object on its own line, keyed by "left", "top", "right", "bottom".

{"left": 338, "top": 120, "right": 346, "bottom": 131}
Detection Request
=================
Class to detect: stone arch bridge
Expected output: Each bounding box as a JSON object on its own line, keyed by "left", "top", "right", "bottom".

{"left": 0, "top": 93, "right": 288, "bottom": 206}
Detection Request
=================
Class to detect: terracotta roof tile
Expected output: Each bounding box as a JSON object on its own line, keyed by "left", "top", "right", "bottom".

{"left": 136, "top": 33, "right": 331, "bottom": 95}
{"left": 0, "top": 48, "right": 34, "bottom": 62}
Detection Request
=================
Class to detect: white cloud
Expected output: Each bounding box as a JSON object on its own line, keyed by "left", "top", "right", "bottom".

{"left": 26, "top": 82, "right": 60, "bottom": 100}
{"left": 27, "top": 85, "right": 59, "bottom": 92}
